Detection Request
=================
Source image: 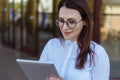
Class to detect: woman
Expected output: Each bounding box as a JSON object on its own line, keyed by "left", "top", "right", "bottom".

{"left": 39, "top": 0, "right": 110, "bottom": 80}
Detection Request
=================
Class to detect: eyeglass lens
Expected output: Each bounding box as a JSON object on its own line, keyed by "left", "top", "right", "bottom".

{"left": 56, "top": 19, "right": 79, "bottom": 28}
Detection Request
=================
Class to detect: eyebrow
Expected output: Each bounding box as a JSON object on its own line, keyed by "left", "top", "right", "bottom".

{"left": 58, "top": 17, "right": 77, "bottom": 20}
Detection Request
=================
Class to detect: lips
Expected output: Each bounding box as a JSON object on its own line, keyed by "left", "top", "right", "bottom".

{"left": 63, "top": 32, "right": 72, "bottom": 35}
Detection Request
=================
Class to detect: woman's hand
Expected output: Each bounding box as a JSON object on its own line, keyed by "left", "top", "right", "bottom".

{"left": 46, "top": 74, "right": 63, "bottom": 80}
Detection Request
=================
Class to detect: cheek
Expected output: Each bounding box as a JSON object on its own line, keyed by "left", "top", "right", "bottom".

{"left": 59, "top": 27, "right": 64, "bottom": 35}
{"left": 74, "top": 26, "right": 84, "bottom": 34}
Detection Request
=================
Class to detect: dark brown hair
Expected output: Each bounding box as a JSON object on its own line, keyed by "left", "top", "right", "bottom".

{"left": 57, "top": 0, "right": 94, "bottom": 69}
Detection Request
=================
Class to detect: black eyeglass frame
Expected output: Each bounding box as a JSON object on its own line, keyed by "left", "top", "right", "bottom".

{"left": 55, "top": 18, "right": 82, "bottom": 29}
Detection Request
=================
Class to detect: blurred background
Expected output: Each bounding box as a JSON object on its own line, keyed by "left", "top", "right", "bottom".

{"left": 0, "top": 0, "right": 120, "bottom": 79}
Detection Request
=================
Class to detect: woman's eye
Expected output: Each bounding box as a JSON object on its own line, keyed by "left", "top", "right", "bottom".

{"left": 68, "top": 21, "right": 76, "bottom": 24}
{"left": 59, "top": 20, "right": 64, "bottom": 23}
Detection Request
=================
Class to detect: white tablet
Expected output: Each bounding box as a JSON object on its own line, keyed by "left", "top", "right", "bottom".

{"left": 16, "top": 59, "right": 59, "bottom": 80}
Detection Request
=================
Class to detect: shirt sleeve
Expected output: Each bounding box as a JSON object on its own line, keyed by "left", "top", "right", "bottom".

{"left": 39, "top": 40, "right": 50, "bottom": 62}
{"left": 91, "top": 47, "right": 110, "bottom": 80}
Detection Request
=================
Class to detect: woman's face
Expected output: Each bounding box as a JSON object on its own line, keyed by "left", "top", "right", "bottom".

{"left": 59, "top": 7, "right": 86, "bottom": 41}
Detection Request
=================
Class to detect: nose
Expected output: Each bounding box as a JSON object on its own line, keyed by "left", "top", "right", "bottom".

{"left": 62, "top": 22, "right": 69, "bottom": 29}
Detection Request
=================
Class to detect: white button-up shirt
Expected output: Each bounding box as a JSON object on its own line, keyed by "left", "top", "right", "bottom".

{"left": 39, "top": 38, "right": 110, "bottom": 80}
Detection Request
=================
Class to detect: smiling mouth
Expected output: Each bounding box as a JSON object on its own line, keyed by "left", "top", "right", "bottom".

{"left": 63, "top": 32, "right": 72, "bottom": 35}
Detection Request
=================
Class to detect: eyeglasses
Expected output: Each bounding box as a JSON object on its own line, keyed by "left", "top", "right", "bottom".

{"left": 56, "top": 18, "right": 82, "bottom": 29}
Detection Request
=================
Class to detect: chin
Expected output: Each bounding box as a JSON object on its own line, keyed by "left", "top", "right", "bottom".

{"left": 64, "top": 37, "right": 69, "bottom": 40}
